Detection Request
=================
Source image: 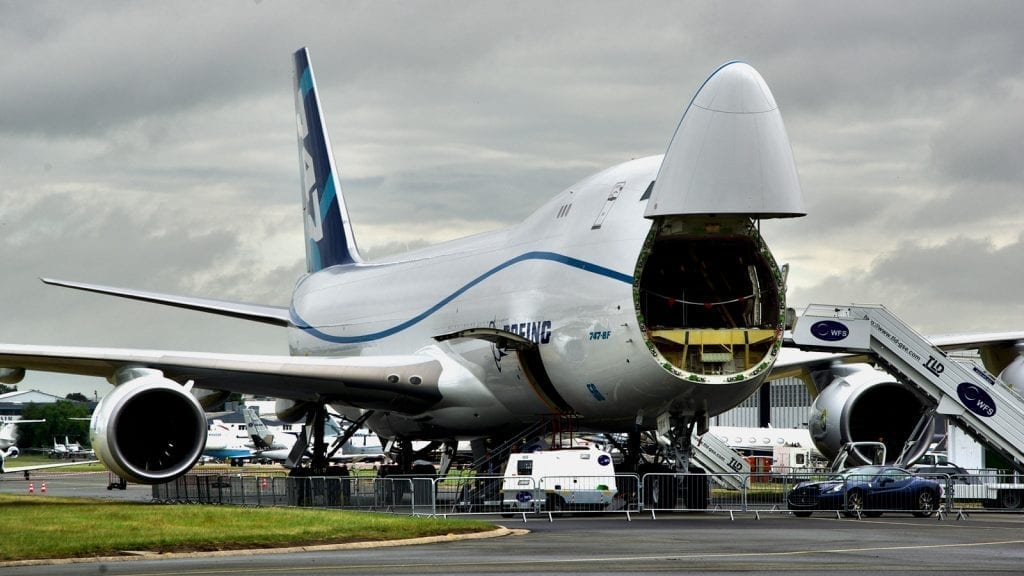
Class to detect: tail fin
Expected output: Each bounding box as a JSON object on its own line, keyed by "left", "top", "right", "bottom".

{"left": 293, "top": 47, "right": 362, "bottom": 271}
{"left": 243, "top": 407, "right": 275, "bottom": 450}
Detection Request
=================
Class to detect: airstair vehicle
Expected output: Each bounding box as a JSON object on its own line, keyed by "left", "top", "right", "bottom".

{"left": 791, "top": 304, "right": 1024, "bottom": 474}
{"left": 690, "top": 430, "right": 750, "bottom": 491}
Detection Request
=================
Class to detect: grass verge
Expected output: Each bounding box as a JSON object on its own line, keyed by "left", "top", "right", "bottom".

{"left": 0, "top": 494, "right": 493, "bottom": 561}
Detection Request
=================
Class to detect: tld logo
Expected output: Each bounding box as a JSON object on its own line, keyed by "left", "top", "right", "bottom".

{"left": 810, "top": 320, "right": 850, "bottom": 342}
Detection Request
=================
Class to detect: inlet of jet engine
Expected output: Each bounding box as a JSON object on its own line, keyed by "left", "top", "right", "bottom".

{"left": 807, "top": 364, "right": 935, "bottom": 466}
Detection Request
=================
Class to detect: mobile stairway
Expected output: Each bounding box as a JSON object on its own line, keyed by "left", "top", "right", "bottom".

{"left": 690, "top": 429, "right": 750, "bottom": 491}
{"left": 791, "top": 304, "right": 1024, "bottom": 471}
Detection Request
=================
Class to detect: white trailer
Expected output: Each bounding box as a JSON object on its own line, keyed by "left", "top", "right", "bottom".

{"left": 502, "top": 446, "right": 619, "bottom": 512}
{"left": 772, "top": 445, "right": 816, "bottom": 475}
{"left": 945, "top": 475, "right": 1024, "bottom": 509}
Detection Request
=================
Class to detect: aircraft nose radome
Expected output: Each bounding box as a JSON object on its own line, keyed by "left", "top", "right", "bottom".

{"left": 645, "top": 62, "right": 805, "bottom": 219}
{"left": 693, "top": 62, "right": 777, "bottom": 114}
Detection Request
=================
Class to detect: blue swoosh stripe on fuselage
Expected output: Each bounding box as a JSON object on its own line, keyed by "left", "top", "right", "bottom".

{"left": 291, "top": 251, "right": 634, "bottom": 344}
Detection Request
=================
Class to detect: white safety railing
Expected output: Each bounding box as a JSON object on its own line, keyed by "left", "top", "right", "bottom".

{"left": 147, "top": 470, "right": 1024, "bottom": 518}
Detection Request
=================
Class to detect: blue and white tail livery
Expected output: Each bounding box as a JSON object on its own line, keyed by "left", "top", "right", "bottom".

{"left": 294, "top": 48, "right": 362, "bottom": 271}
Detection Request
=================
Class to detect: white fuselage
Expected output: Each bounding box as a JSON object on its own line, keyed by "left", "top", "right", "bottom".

{"left": 288, "top": 155, "right": 783, "bottom": 439}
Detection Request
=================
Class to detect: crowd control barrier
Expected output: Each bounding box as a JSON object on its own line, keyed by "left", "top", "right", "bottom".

{"left": 150, "top": 469, "right": 1024, "bottom": 519}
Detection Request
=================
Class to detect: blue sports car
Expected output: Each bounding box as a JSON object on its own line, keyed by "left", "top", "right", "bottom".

{"left": 787, "top": 465, "right": 942, "bottom": 518}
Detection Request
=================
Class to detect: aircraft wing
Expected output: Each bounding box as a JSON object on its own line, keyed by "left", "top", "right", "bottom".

{"left": 1, "top": 457, "right": 99, "bottom": 476}
{"left": 40, "top": 278, "right": 291, "bottom": 327}
{"left": 771, "top": 331, "right": 1024, "bottom": 382}
{"left": 0, "top": 344, "right": 443, "bottom": 412}
{"left": 928, "top": 331, "right": 1024, "bottom": 351}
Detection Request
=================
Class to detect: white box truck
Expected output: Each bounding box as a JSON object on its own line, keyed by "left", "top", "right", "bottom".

{"left": 502, "top": 446, "right": 619, "bottom": 512}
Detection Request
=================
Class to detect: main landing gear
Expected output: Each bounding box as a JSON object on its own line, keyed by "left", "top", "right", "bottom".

{"left": 614, "top": 411, "right": 709, "bottom": 510}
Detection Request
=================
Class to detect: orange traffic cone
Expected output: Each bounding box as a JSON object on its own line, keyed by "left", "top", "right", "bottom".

{"left": 41, "top": 482, "right": 46, "bottom": 494}
{"left": 28, "top": 482, "right": 34, "bottom": 494}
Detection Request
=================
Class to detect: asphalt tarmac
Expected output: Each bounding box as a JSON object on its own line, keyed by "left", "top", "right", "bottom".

{"left": 0, "top": 468, "right": 151, "bottom": 501}
{"left": 4, "top": 470, "right": 1024, "bottom": 575}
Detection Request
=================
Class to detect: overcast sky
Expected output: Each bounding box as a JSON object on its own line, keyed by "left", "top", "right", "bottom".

{"left": 2, "top": 1, "right": 1022, "bottom": 397}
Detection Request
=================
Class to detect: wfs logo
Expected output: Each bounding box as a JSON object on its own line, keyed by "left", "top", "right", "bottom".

{"left": 957, "top": 383, "right": 997, "bottom": 418}
{"left": 810, "top": 320, "right": 850, "bottom": 342}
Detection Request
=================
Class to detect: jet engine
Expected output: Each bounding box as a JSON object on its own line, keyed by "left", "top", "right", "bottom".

{"left": 275, "top": 398, "right": 316, "bottom": 423}
{"left": 0, "top": 367, "right": 25, "bottom": 385}
{"left": 90, "top": 370, "right": 207, "bottom": 484}
{"left": 1000, "top": 349, "right": 1024, "bottom": 390}
{"left": 808, "top": 364, "right": 935, "bottom": 466}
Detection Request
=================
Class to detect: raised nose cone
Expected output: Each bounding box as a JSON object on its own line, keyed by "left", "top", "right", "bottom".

{"left": 645, "top": 62, "right": 805, "bottom": 219}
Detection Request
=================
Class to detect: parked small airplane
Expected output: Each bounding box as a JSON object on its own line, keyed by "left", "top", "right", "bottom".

{"left": 709, "top": 425, "right": 818, "bottom": 456}
{"left": 243, "top": 406, "right": 384, "bottom": 465}
{"left": 49, "top": 437, "right": 66, "bottom": 458}
{"left": 48, "top": 436, "right": 94, "bottom": 459}
{"left": 202, "top": 419, "right": 257, "bottom": 462}
{"left": 0, "top": 421, "right": 97, "bottom": 478}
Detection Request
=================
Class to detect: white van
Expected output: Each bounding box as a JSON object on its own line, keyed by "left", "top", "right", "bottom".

{"left": 502, "top": 446, "right": 619, "bottom": 512}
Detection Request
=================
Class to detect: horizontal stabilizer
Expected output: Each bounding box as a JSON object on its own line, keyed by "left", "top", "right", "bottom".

{"left": 42, "top": 278, "right": 291, "bottom": 327}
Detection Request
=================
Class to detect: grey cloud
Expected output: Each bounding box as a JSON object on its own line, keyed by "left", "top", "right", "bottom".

{"left": 929, "top": 86, "right": 1024, "bottom": 186}
{"left": 790, "top": 235, "right": 1024, "bottom": 333}
{"left": 870, "top": 236, "right": 1024, "bottom": 303}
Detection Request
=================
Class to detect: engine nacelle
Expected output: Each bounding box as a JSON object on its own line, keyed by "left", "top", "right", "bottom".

{"left": 1000, "top": 350, "right": 1024, "bottom": 390}
{"left": 191, "top": 388, "right": 232, "bottom": 411}
{"left": 91, "top": 371, "right": 207, "bottom": 484}
{"left": 0, "top": 367, "right": 25, "bottom": 385}
{"left": 808, "top": 364, "right": 934, "bottom": 466}
{"left": 275, "top": 398, "right": 315, "bottom": 424}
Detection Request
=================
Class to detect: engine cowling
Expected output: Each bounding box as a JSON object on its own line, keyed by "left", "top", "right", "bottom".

{"left": 0, "top": 367, "right": 25, "bottom": 385}
{"left": 1001, "top": 350, "right": 1024, "bottom": 390}
{"left": 808, "top": 364, "right": 935, "bottom": 466}
{"left": 91, "top": 371, "right": 207, "bottom": 484}
{"left": 274, "top": 398, "right": 315, "bottom": 424}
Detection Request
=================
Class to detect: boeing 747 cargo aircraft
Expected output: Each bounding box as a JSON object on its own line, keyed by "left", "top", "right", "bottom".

{"left": 2, "top": 48, "right": 1021, "bottom": 496}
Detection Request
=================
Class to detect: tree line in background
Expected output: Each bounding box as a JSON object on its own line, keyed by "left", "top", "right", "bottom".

{"left": 15, "top": 399, "right": 93, "bottom": 451}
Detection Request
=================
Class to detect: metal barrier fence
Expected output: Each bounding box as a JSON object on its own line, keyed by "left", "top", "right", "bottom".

{"left": 150, "top": 470, "right": 1024, "bottom": 518}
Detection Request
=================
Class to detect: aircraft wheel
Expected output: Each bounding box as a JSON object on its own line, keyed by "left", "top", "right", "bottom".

{"left": 792, "top": 511, "right": 812, "bottom": 518}
{"left": 639, "top": 464, "right": 677, "bottom": 509}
